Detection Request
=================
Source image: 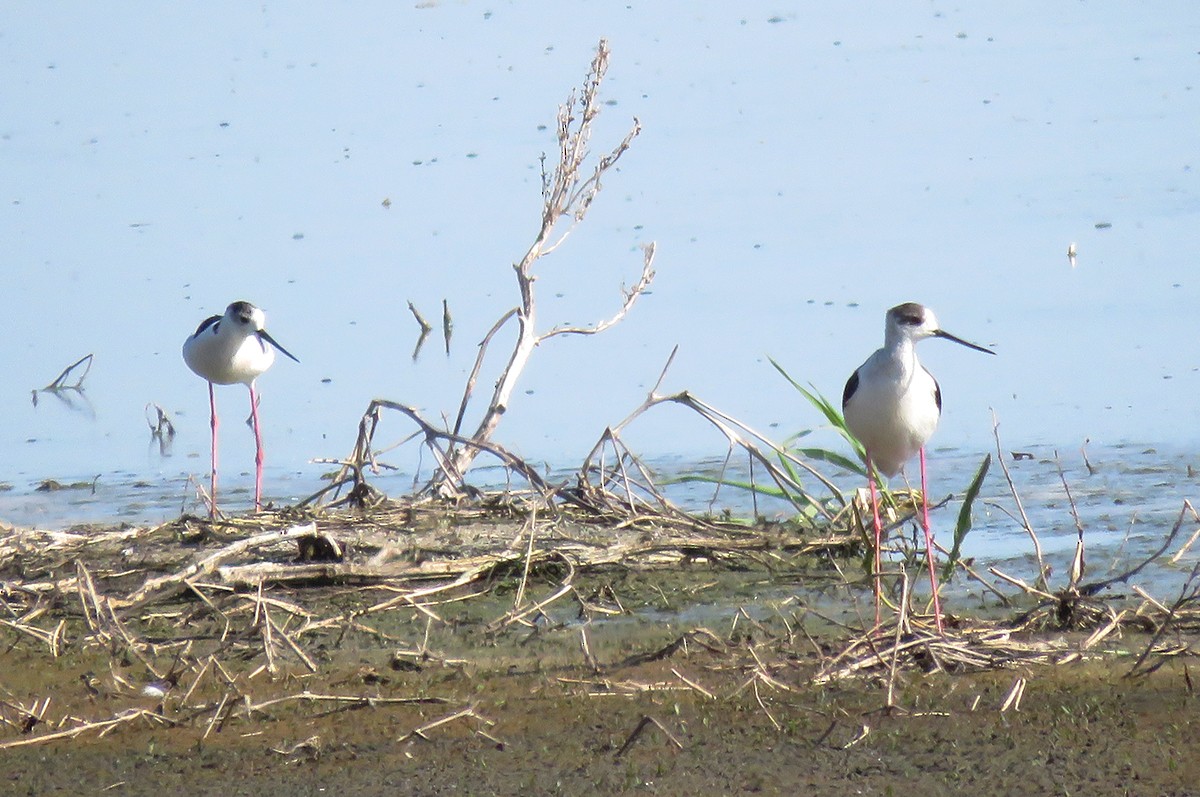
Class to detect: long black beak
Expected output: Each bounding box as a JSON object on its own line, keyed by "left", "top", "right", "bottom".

{"left": 259, "top": 330, "right": 300, "bottom": 363}
{"left": 935, "top": 329, "right": 995, "bottom": 355}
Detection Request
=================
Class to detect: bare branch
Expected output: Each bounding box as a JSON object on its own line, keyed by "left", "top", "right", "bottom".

{"left": 540, "top": 243, "right": 656, "bottom": 341}
{"left": 451, "top": 308, "right": 519, "bottom": 439}
{"left": 427, "top": 38, "right": 651, "bottom": 493}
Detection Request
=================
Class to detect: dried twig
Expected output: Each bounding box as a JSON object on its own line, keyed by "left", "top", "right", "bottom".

{"left": 613, "top": 715, "right": 684, "bottom": 758}
{"left": 0, "top": 708, "right": 172, "bottom": 749}
{"left": 991, "top": 411, "right": 1047, "bottom": 590}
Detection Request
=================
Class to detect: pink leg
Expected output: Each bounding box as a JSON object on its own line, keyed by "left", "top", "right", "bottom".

{"left": 918, "top": 447, "right": 944, "bottom": 633}
{"left": 249, "top": 383, "right": 264, "bottom": 512}
{"left": 208, "top": 382, "right": 219, "bottom": 519}
{"left": 866, "top": 452, "right": 883, "bottom": 628}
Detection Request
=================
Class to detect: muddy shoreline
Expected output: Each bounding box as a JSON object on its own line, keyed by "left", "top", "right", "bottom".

{"left": 5, "top": 644, "right": 1198, "bottom": 796}
{"left": 2, "top": 513, "right": 1199, "bottom": 795}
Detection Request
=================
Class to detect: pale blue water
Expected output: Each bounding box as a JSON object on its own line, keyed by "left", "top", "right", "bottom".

{"left": 3, "top": 3, "right": 1200, "bottom": 594}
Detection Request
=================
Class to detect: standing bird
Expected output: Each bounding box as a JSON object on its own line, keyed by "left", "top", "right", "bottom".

{"left": 183, "top": 301, "right": 299, "bottom": 516}
{"left": 842, "top": 302, "right": 994, "bottom": 632}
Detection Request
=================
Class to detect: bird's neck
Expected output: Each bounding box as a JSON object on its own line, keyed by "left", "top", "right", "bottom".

{"left": 883, "top": 336, "right": 918, "bottom": 370}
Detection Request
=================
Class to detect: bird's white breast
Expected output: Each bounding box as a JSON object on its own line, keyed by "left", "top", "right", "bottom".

{"left": 843, "top": 348, "right": 940, "bottom": 477}
{"left": 183, "top": 326, "right": 275, "bottom": 386}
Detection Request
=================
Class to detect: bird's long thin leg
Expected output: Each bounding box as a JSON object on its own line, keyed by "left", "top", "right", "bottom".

{"left": 208, "top": 382, "right": 219, "bottom": 519}
{"left": 918, "top": 446, "right": 944, "bottom": 634}
{"left": 248, "top": 383, "right": 264, "bottom": 512}
{"left": 866, "top": 452, "right": 883, "bottom": 628}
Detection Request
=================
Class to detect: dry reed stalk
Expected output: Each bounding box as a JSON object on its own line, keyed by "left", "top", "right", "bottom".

{"left": 0, "top": 708, "right": 171, "bottom": 749}
{"left": 751, "top": 678, "right": 781, "bottom": 731}
{"left": 511, "top": 505, "right": 539, "bottom": 612}
{"left": 1078, "top": 501, "right": 1193, "bottom": 597}
{"left": 123, "top": 522, "right": 318, "bottom": 608}
{"left": 0, "top": 618, "right": 65, "bottom": 657}
{"left": 1126, "top": 562, "right": 1200, "bottom": 678}
{"left": 999, "top": 676, "right": 1027, "bottom": 712}
{"left": 262, "top": 608, "right": 318, "bottom": 673}
{"left": 988, "top": 568, "right": 1058, "bottom": 601}
{"left": 0, "top": 696, "right": 51, "bottom": 735}
{"left": 246, "top": 692, "right": 449, "bottom": 714}
{"left": 991, "top": 412, "right": 1048, "bottom": 589}
{"left": 579, "top": 626, "right": 599, "bottom": 671}
{"left": 397, "top": 703, "right": 496, "bottom": 744}
{"left": 577, "top": 370, "right": 843, "bottom": 526}
{"left": 839, "top": 724, "right": 871, "bottom": 750}
{"left": 1054, "top": 451, "right": 1088, "bottom": 592}
{"left": 1132, "top": 585, "right": 1170, "bottom": 614}
{"left": 202, "top": 693, "right": 231, "bottom": 740}
{"left": 885, "top": 573, "right": 912, "bottom": 708}
{"left": 75, "top": 561, "right": 105, "bottom": 638}
{"left": 669, "top": 667, "right": 716, "bottom": 700}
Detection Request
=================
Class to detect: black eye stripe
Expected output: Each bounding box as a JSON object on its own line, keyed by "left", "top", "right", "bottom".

{"left": 899, "top": 313, "right": 923, "bottom": 325}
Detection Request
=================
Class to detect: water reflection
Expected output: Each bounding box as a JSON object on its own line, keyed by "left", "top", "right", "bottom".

{"left": 31, "top": 354, "right": 96, "bottom": 419}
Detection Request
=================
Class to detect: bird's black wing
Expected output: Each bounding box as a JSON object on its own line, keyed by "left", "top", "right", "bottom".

{"left": 842, "top": 369, "right": 860, "bottom": 410}
{"left": 925, "top": 367, "right": 943, "bottom": 414}
{"left": 190, "top": 314, "right": 221, "bottom": 338}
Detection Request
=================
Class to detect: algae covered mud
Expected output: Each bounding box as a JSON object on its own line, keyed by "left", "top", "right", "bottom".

{"left": 2, "top": 505, "right": 1200, "bottom": 796}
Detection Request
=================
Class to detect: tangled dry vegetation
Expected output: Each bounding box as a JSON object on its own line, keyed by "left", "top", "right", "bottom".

{"left": 4, "top": 40, "right": 1200, "bottom": 755}
{"left": 2, "top": 490, "right": 1200, "bottom": 752}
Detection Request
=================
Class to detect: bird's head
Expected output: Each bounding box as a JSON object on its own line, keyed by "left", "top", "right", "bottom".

{"left": 226, "top": 301, "right": 266, "bottom": 332}
{"left": 886, "top": 302, "right": 994, "bottom": 355}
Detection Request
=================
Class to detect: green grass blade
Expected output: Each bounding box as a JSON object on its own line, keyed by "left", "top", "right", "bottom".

{"left": 663, "top": 474, "right": 790, "bottom": 500}
{"left": 795, "top": 447, "right": 866, "bottom": 477}
{"left": 769, "top": 357, "right": 865, "bottom": 460}
{"left": 941, "top": 453, "right": 991, "bottom": 581}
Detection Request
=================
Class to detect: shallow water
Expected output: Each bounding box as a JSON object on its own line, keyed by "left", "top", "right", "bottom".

{"left": 3, "top": 4, "right": 1200, "bottom": 597}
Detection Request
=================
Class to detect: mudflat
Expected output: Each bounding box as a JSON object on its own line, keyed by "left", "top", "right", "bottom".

{"left": 2, "top": 515, "right": 1197, "bottom": 796}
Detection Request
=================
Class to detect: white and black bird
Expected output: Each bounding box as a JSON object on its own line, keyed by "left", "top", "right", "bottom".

{"left": 183, "top": 301, "right": 298, "bottom": 516}
{"left": 842, "top": 302, "right": 994, "bottom": 632}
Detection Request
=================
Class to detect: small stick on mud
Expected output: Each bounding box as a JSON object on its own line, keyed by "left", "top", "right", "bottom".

{"left": 839, "top": 724, "right": 871, "bottom": 750}
{"left": 512, "top": 507, "right": 539, "bottom": 612}
{"left": 578, "top": 626, "right": 600, "bottom": 671}
{"left": 999, "top": 677, "right": 1027, "bottom": 712}
{"left": 613, "top": 715, "right": 684, "bottom": 758}
{"left": 0, "top": 708, "right": 172, "bottom": 750}
{"left": 751, "top": 678, "right": 781, "bottom": 731}
{"left": 247, "top": 692, "right": 449, "bottom": 714}
{"left": 670, "top": 668, "right": 715, "bottom": 700}
{"left": 397, "top": 704, "right": 496, "bottom": 744}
